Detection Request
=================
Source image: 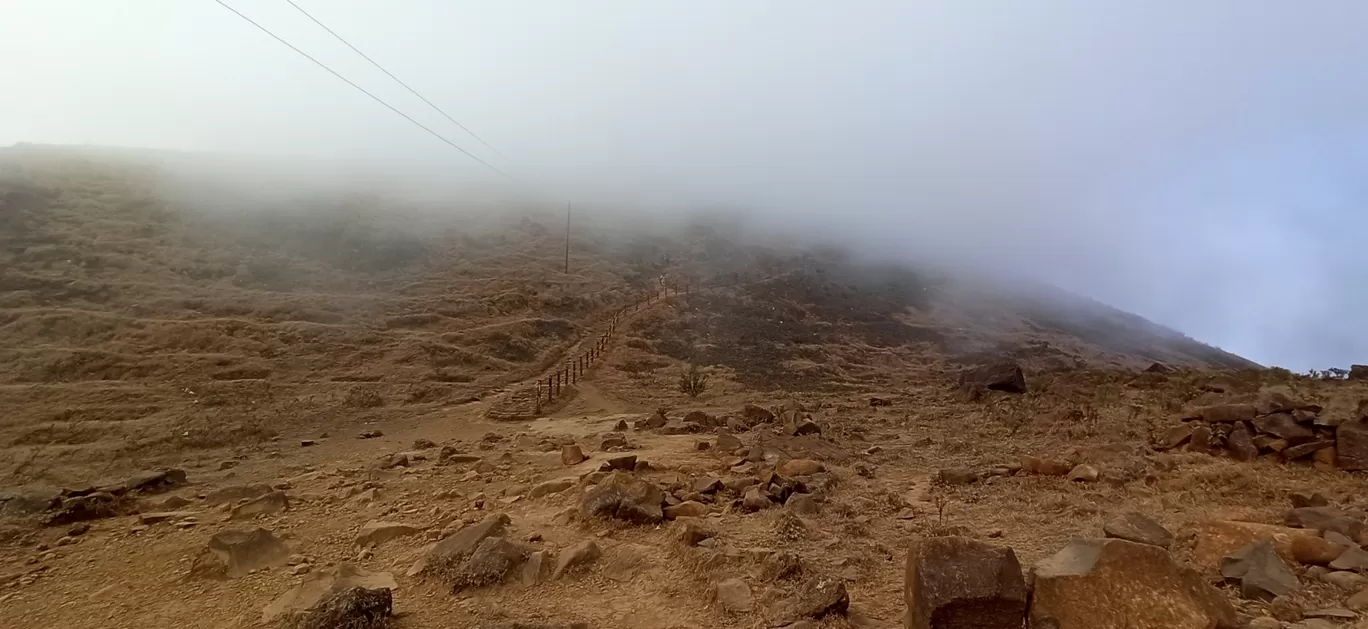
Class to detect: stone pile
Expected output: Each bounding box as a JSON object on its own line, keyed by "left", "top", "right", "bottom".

{"left": 1158, "top": 386, "right": 1368, "bottom": 470}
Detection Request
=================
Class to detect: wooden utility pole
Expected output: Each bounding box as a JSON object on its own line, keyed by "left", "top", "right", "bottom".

{"left": 564, "top": 202, "right": 571, "bottom": 274}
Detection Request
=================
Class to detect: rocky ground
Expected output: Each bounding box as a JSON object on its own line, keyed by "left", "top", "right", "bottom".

{"left": 6, "top": 146, "right": 1368, "bottom": 628}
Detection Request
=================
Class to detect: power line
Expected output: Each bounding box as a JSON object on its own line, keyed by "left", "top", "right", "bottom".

{"left": 283, "top": 0, "right": 509, "bottom": 163}
{"left": 212, "top": 0, "right": 512, "bottom": 179}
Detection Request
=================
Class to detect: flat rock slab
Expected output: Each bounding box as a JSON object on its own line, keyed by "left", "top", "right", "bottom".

{"left": 1103, "top": 512, "right": 1174, "bottom": 548}
{"left": 1032, "top": 538, "right": 1235, "bottom": 629}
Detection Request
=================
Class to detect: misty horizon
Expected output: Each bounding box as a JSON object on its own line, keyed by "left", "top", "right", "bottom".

{"left": 3, "top": 1, "right": 1366, "bottom": 371}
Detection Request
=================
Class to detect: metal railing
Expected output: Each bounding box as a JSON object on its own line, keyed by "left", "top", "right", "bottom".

{"left": 533, "top": 279, "right": 687, "bottom": 410}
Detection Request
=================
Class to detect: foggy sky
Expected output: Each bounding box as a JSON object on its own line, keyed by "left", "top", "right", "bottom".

{"left": 3, "top": 1, "right": 1366, "bottom": 371}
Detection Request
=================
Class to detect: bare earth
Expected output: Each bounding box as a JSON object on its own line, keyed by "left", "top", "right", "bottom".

{"left": 3, "top": 146, "right": 1368, "bottom": 629}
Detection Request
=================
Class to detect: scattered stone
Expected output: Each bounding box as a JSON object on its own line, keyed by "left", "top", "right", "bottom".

{"left": 1032, "top": 538, "right": 1236, "bottom": 628}
{"left": 641, "top": 411, "right": 669, "bottom": 429}
{"left": 1222, "top": 541, "right": 1300, "bottom": 601}
{"left": 780, "top": 459, "right": 824, "bottom": 477}
{"left": 1285, "top": 507, "right": 1365, "bottom": 539}
{"left": 1290, "top": 535, "right": 1345, "bottom": 565}
{"left": 741, "top": 488, "right": 774, "bottom": 511}
{"left": 676, "top": 520, "right": 714, "bottom": 546}
{"left": 191, "top": 527, "right": 291, "bottom": 579}
{"left": 206, "top": 483, "right": 273, "bottom": 506}
{"left": 1347, "top": 587, "right": 1368, "bottom": 610}
{"left": 742, "top": 403, "right": 775, "bottom": 424}
{"left": 358, "top": 431, "right": 383, "bottom": 439}
{"left": 695, "top": 440, "right": 711, "bottom": 451}
{"left": 785, "top": 493, "right": 818, "bottom": 516}
{"left": 693, "top": 477, "right": 724, "bottom": 494}
{"left": 936, "top": 468, "right": 979, "bottom": 486}
{"left": 452, "top": 536, "right": 527, "bottom": 588}
{"left": 1155, "top": 424, "right": 1194, "bottom": 450}
{"left": 1247, "top": 618, "right": 1281, "bottom": 629}
{"left": 790, "top": 418, "right": 822, "bottom": 436}
{"left": 614, "top": 419, "right": 629, "bottom": 431}
{"left": 529, "top": 478, "right": 575, "bottom": 499}
{"left": 713, "top": 578, "right": 753, "bottom": 612}
{"left": 522, "top": 550, "right": 551, "bottom": 586}
{"left": 664, "top": 501, "right": 710, "bottom": 519}
{"left": 598, "top": 433, "right": 628, "bottom": 451}
{"left": 1103, "top": 512, "right": 1174, "bottom": 548}
{"left": 1305, "top": 608, "right": 1356, "bottom": 620}
{"left": 560, "top": 445, "right": 585, "bottom": 466}
{"left": 355, "top": 521, "right": 421, "bottom": 547}
{"left": 761, "top": 551, "right": 803, "bottom": 582}
{"left": 261, "top": 563, "right": 396, "bottom": 624}
{"left": 1290, "top": 491, "right": 1330, "bottom": 509}
{"left": 904, "top": 536, "right": 1027, "bottom": 629}
{"left": 1188, "top": 423, "right": 1215, "bottom": 454}
{"left": 1331, "top": 545, "right": 1368, "bottom": 571}
{"left": 66, "top": 523, "right": 90, "bottom": 537}
{"left": 776, "top": 576, "right": 849, "bottom": 621}
{"left": 715, "top": 432, "right": 743, "bottom": 453}
{"left": 1325, "top": 571, "right": 1368, "bottom": 592}
{"left": 231, "top": 491, "right": 290, "bottom": 520}
{"left": 1067, "top": 464, "right": 1100, "bottom": 482}
{"left": 138, "top": 510, "right": 199, "bottom": 525}
{"left": 552, "top": 540, "right": 601, "bottom": 580}
{"left": 579, "top": 472, "right": 664, "bottom": 524}
{"left": 604, "top": 455, "right": 637, "bottom": 471}
{"left": 408, "top": 513, "right": 510, "bottom": 577}
{"left": 156, "top": 495, "right": 193, "bottom": 510}
{"left": 1288, "top": 620, "right": 1337, "bottom": 629}
{"left": 1020, "top": 456, "right": 1071, "bottom": 476}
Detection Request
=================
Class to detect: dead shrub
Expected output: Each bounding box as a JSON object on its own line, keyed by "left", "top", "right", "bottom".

{"left": 678, "top": 363, "right": 710, "bottom": 398}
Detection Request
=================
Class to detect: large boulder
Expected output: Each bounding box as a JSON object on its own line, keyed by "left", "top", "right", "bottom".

{"left": 1336, "top": 419, "right": 1368, "bottom": 471}
{"left": 904, "top": 536, "right": 1027, "bottom": 629}
{"left": 262, "top": 564, "right": 397, "bottom": 624}
{"left": 407, "top": 513, "right": 510, "bottom": 577}
{"left": 191, "top": 527, "right": 291, "bottom": 579}
{"left": 1349, "top": 365, "right": 1368, "bottom": 380}
{"left": 579, "top": 472, "right": 664, "bottom": 524}
{"left": 1030, "top": 538, "right": 1237, "bottom": 629}
{"left": 958, "top": 362, "right": 1026, "bottom": 394}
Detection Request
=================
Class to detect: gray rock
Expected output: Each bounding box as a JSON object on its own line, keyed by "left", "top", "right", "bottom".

{"left": 1222, "top": 541, "right": 1300, "bottom": 601}
{"left": 775, "top": 576, "right": 848, "bottom": 621}
{"left": 1331, "top": 545, "right": 1368, "bottom": 571}
{"left": 1285, "top": 507, "right": 1365, "bottom": 539}
{"left": 1102, "top": 512, "right": 1174, "bottom": 548}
